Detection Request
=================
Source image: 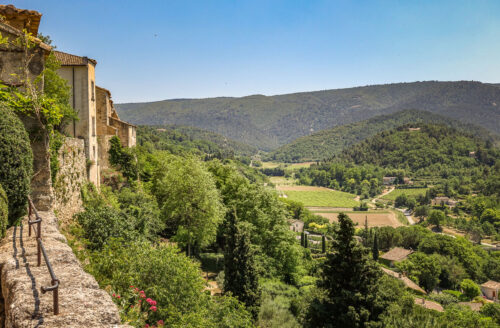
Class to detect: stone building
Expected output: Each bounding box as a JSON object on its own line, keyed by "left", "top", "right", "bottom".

{"left": 95, "top": 86, "right": 136, "bottom": 170}
{"left": 0, "top": 5, "right": 55, "bottom": 210}
{"left": 53, "top": 50, "right": 100, "bottom": 186}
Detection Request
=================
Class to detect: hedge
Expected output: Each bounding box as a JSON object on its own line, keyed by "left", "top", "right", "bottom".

{"left": 0, "top": 106, "right": 33, "bottom": 225}
{"left": 0, "top": 184, "right": 8, "bottom": 238}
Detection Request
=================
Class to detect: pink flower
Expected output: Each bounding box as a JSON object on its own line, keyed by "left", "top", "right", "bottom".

{"left": 117, "top": 295, "right": 121, "bottom": 299}
{"left": 112, "top": 293, "right": 116, "bottom": 297}
{"left": 135, "top": 288, "right": 139, "bottom": 292}
{"left": 150, "top": 305, "right": 157, "bottom": 312}
{"left": 145, "top": 325, "right": 149, "bottom": 328}
{"left": 157, "top": 320, "right": 164, "bottom": 325}
{"left": 130, "top": 285, "right": 134, "bottom": 289}
{"left": 146, "top": 298, "right": 153, "bottom": 304}
{"left": 151, "top": 300, "right": 157, "bottom": 306}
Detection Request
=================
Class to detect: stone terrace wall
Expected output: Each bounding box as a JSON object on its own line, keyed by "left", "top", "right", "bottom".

{"left": 0, "top": 211, "right": 131, "bottom": 328}
{"left": 53, "top": 137, "right": 87, "bottom": 224}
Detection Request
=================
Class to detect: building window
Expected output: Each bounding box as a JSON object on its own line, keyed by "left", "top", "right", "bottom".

{"left": 91, "top": 81, "right": 95, "bottom": 101}
{"left": 92, "top": 116, "right": 96, "bottom": 136}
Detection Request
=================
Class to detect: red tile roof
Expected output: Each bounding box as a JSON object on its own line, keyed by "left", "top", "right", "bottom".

{"left": 481, "top": 280, "right": 500, "bottom": 290}
{"left": 53, "top": 50, "right": 97, "bottom": 66}
{"left": 380, "top": 247, "right": 413, "bottom": 262}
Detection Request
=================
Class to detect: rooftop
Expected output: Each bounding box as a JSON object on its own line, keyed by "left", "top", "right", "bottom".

{"left": 0, "top": 21, "right": 51, "bottom": 52}
{"left": 380, "top": 247, "right": 413, "bottom": 262}
{"left": 53, "top": 50, "right": 97, "bottom": 66}
{"left": 0, "top": 4, "right": 41, "bottom": 36}
{"left": 481, "top": 280, "right": 500, "bottom": 290}
{"left": 414, "top": 298, "right": 444, "bottom": 312}
{"left": 381, "top": 267, "right": 426, "bottom": 294}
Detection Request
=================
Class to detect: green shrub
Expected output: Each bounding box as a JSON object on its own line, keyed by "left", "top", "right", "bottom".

{"left": 0, "top": 184, "right": 8, "bottom": 238}
{"left": 0, "top": 106, "right": 33, "bottom": 224}
{"left": 199, "top": 252, "right": 224, "bottom": 273}
{"left": 75, "top": 204, "right": 136, "bottom": 250}
{"left": 460, "top": 279, "right": 481, "bottom": 300}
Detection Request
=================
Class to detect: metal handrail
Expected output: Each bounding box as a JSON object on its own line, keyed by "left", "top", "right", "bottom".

{"left": 27, "top": 197, "right": 60, "bottom": 315}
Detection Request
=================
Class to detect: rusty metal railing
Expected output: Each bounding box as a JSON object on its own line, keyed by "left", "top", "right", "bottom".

{"left": 27, "top": 197, "right": 60, "bottom": 315}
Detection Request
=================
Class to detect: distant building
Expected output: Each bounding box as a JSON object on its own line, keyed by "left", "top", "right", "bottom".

{"left": 289, "top": 219, "right": 304, "bottom": 232}
{"left": 469, "top": 151, "right": 476, "bottom": 158}
{"left": 408, "top": 127, "right": 421, "bottom": 131}
{"left": 431, "top": 196, "right": 457, "bottom": 208}
{"left": 95, "top": 86, "right": 136, "bottom": 169}
{"left": 383, "top": 177, "right": 397, "bottom": 185}
{"left": 380, "top": 247, "right": 413, "bottom": 267}
{"left": 480, "top": 280, "right": 500, "bottom": 301}
{"left": 403, "top": 177, "right": 413, "bottom": 185}
{"left": 414, "top": 298, "right": 444, "bottom": 312}
{"left": 381, "top": 267, "right": 426, "bottom": 294}
{"left": 53, "top": 50, "right": 100, "bottom": 186}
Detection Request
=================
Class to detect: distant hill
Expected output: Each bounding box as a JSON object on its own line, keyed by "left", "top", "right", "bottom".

{"left": 266, "top": 110, "right": 499, "bottom": 162}
{"left": 137, "top": 125, "right": 257, "bottom": 157}
{"left": 117, "top": 81, "right": 500, "bottom": 150}
{"left": 334, "top": 123, "right": 498, "bottom": 174}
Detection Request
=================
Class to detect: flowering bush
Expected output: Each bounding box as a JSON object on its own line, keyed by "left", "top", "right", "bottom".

{"left": 112, "top": 286, "right": 165, "bottom": 328}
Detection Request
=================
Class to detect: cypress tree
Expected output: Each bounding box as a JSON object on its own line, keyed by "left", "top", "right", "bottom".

{"left": 223, "top": 209, "right": 261, "bottom": 319}
{"left": 363, "top": 215, "right": 369, "bottom": 246}
{"left": 322, "top": 234, "right": 326, "bottom": 253}
{"left": 301, "top": 232, "right": 305, "bottom": 247}
{"left": 372, "top": 232, "right": 379, "bottom": 261}
{"left": 307, "top": 212, "right": 382, "bottom": 327}
{"left": 304, "top": 233, "right": 308, "bottom": 248}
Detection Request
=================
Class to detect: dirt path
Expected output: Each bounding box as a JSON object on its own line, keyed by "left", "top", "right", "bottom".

{"left": 371, "top": 186, "right": 395, "bottom": 203}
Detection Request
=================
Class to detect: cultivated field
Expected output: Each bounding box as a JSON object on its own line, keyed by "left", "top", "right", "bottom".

{"left": 262, "top": 161, "right": 315, "bottom": 170}
{"left": 315, "top": 211, "right": 403, "bottom": 227}
{"left": 381, "top": 188, "right": 428, "bottom": 201}
{"left": 277, "top": 185, "right": 359, "bottom": 207}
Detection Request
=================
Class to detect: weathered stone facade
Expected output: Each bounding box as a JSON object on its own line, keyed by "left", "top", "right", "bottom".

{"left": 0, "top": 6, "right": 54, "bottom": 212}
{"left": 53, "top": 51, "right": 100, "bottom": 187}
{"left": 53, "top": 138, "right": 86, "bottom": 224}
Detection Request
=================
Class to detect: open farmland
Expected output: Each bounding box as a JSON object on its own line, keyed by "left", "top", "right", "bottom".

{"left": 316, "top": 211, "right": 403, "bottom": 227}
{"left": 381, "top": 188, "right": 428, "bottom": 201}
{"left": 277, "top": 185, "right": 359, "bottom": 207}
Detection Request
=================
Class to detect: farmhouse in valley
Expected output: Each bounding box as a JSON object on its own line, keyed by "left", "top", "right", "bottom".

{"left": 480, "top": 280, "right": 500, "bottom": 301}
{"left": 431, "top": 196, "right": 458, "bottom": 208}
{"left": 289, "top": 219, "right": 304, "bottom": 232}
{"left": 380, "top": 247, "right": 413, "bottom": 267}
{"left": 382, "top": 176, "right": 397, "bottom": 185}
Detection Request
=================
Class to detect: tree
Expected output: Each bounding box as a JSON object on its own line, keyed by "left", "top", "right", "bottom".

{"left": 414, "top": 205, "right": 429, "bottom": 222}
{"left": 398, "top": 252, "right": 441, "bottom": 293}
{"left": 372, "top": 232, "right": 379, "bottom": 261}
{"left": 322, "top": 234, "right": 326, "bottom": 253}
{"left": 0, "top": 106, "right": 33, "bottom": 224}
{"left": 152, "top": 154, "right": 224, "bottom": 256}
{"left": 428, "top": 210, "right": 445, "bottom": 230}
{"left": 308, "top": 213, "right": 383, "bottom": 327}
{"left": 108, "top": 136, "right": 138, "bottom": 180}
{"left": 363, "top": 216, "right": 369, "bottom": 246}
{"left": 223, "top": 210, "right": 261, "bottom": 319}
{"left": 460, "top": 279, "right": 480, "bottom": 300}
{"left": 395, "top": 193, "right": 408, "bottom": 208}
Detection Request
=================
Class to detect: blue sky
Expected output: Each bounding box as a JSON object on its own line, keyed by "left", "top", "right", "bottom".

{"left": 9, "top": 0, "right": 500, "bottom": 103}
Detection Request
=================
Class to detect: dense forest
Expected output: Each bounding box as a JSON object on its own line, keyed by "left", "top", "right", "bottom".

{"left": 137, "top": 125, "right": 257, "bottom": 158}
{"left": 267, "top": 110, "right": 499, "bottom": 163}
{"left": 117, "top": 81, "right": 500, "bottom": 149}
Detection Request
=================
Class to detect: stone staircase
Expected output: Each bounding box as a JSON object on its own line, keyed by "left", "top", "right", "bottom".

{"left": 0, "top": 212, "right": 131, "bottom": 328}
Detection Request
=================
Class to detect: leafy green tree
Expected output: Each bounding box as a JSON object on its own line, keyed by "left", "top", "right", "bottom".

{"left": 0, "top": 106, "right": 33, "bottom": 224}
{"left": 152, "top": 154, "right": 224, "bottom": 256}
{"left": 395, "top": 193, "right": 408, "bottom": 208}
{"left": 75, "top": 204, "right": 136, "bottom": 250}
{"left": 480, "top": 303, "right": 500, "bottom": 325}
{"left": 428, "top": 210, "right": 445, "bottom": 230}
{"left": 414, "top": 205, "right": 429, "bottom": 222}
{"left": 109, "top": 136, "right": 138, "bottom": 180}
{"left": 224, "top": 210, "right": 261, "bottom": 319}
{"left": 307, "top": 213, "right": 383, "bottom": 327}
{"left": 460, "top": 279, "right": 480, "bottom": 300}
{"left": 397, "top": 252, "right": 441, "bottom": 293}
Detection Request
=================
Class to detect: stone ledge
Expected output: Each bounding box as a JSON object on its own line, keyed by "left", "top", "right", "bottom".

{"left": 0, "top": 211, "right": 131, "bottom": 328}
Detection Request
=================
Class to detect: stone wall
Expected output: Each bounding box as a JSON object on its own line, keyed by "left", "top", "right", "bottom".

{"left": 53, "top": 137, "right": 87, "bottom": 225}
{"left": 0, "top": 212, "right": 131, "bottom": 327}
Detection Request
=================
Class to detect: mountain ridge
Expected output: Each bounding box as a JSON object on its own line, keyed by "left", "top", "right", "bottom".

{"left": 116, "top": 81, "right": 500, "bottom": 150}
